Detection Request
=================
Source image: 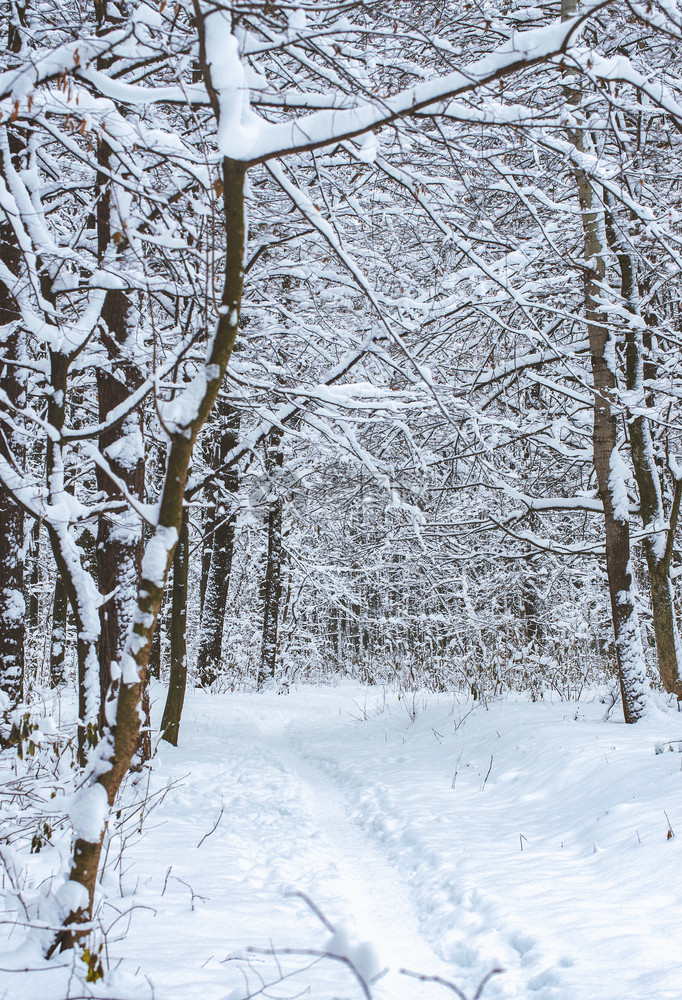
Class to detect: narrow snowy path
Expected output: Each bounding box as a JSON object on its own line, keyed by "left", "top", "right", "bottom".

{"left": 35, "top": 683, "right": 682, "bottom": 1000}
{"left": 112, "top": 691, "right": 471, "bottom": 1000}
{"left": 261, "top": 720, "right": 461, "bottom": 999}
{"left": 282, "top": 702, "right": 565, "bottom": 1000}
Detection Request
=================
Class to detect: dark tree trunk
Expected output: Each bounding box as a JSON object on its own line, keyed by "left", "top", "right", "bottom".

{"left": 200, "top": 497, "right": 212, "bottom": 617}
{"left": 96, "top": 389, "right": 145, "bottom": 731}
{"left": 196, "top": 402, "right": 240, "bottom": 687}
{"left": 609, "top": 231, "right": 682, "bottom": 698}
{"left": 0, "top": 127, "right": 26, "bottom": 714}
{"left": 586, "top": 315, "right": 647, "bottom": 718}
{"left": 521, "top": 576, "right": 541, "bottom": 644}
{"left": 259, "top": 430, "right": 283, "bottom": 688}
{"left": 0, "top": 326, "right": 25, "bottom": 710}
{"left": 94, "top": 133, "right": 147, "bottom": 751}
{"left": 148, "top": 600, "right": 163, "bottom": 681}
{"left": 43, "top": 345, "right": 99, "bottom": 763}
{"left": 562, "top": 0, "right": 647, "bottom": 721}
{"left": 161, "top": 506, "right": 190, "bottom": 745}
{"left": 90, "top": 0, "right": 147, "bottom": 757}
{"left": 49, "top": 576, "right": 68, "bottom": 688}
{"left": 586, "top": 276, "right": 648, "bottom": 722}
{"left": 0, "top": 483, "right": 24, "bottom": 710}
{"left": 51, "top": 153, "right": 247, "bottom": 951}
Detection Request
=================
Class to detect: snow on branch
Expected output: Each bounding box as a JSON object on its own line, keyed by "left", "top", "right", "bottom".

{"left": 0, "top": 30, "right": 131, "bottom": 105}
{"left": 206, "top": 3, "right": 614, "bottom": 164}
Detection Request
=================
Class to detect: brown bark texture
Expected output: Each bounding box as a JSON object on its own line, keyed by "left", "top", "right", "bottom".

{"left": 616, "top": 243, "right": 682, "bottom": 697}
{"left": 561, "top": 0, "right": 647, "bottom": 721}
{"left": 197, "top": 402, "right": 240, "bottom": 687}
{"left": 94, "top": 132, "right": 147, "bottom": 751}
{"left": 160, "top": 506, "right": 190, "bottom": 745}
{"left": 259, "top": 430, "right": 284, "bottom": 688}
{"left": 0, "top": 127, "right": 26, "bottom": 714}
{"left": 585, "top": 279, "right": 647, "bottom": 722}
{"left": 52, "top": 155, "right": 247, "bottom": 951}
{"left": 50, "top": 577, "right": 69, "bottom": 688}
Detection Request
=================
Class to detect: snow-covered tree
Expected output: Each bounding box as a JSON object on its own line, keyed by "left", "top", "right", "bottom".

{"left": 2, "top": 0, "right": 682, "bottom": 954}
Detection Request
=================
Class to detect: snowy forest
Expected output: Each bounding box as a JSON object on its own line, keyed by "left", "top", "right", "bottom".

{"left": 1, "top": 0, "right": 682, "bottom": 997}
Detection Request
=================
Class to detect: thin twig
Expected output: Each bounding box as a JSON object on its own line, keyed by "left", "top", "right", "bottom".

{"left": 473, "top": 968, "right": 504, "bottom": 999}
{"left": 399, "top": 968, "right": 467, "bottom": 999}
{"left": 247, "top": 947, "right": 372, "bottom": 1000}
{"left": 284, "top": 889, "right": 336, "bottom": 932}
{"left": 400, "top": 966, "right": 504, "bottom": 1000}
{"left": 481, "top": 754, "right": 494, "bottom": 790}
{"left": 197, "top": 805, "right": 225, "bottom": 848}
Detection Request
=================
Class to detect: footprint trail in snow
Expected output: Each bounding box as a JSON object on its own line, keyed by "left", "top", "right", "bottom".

{"left": 88, "top": 684, "right": 682, "bottom": 1000}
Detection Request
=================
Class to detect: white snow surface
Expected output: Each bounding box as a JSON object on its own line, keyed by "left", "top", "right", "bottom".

{"left": 2, "top": 683, "right": 682, "bottom": 999}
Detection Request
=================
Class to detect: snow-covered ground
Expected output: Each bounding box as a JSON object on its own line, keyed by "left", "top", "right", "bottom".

{"left": 2, "top": 683, "right": 682, "bottom": 1000}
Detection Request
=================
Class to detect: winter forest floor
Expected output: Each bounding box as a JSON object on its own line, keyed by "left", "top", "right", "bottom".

{"left": 2, "top": 683, "right": 682, "bottom": 1000}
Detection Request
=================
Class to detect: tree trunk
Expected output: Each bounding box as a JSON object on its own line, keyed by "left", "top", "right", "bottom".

{"left": 96, "top": 399, "right": 146, "bottom": 748}
{"left": 196, "top": 402, "right": 240, "bottom": 687}
{"left": 200, "top": 517, "right": 211, "bottom": 617}
{"left": 44, "top": 345, "right": 100, "bottom": 763}
{"left": 0, "top": 126, "right": 26, "bottom": 717}
{"left": 51, "top": 152, "right": 247, "bottom": 951}
{"left": 586, "top": 280, "right": 648, "bottom": 722}
{"left": 94, "top": 136, "right": 146, "bottom": 754}
{"left": 49, "top": 576, "right": 68, "bottom": 688}
{"left": 90, "top": 0, "right": 148, "bottom": 757}
{"left": 607, "top": 220, "right": 682, "bottom": 698}
{"left": 96, "top": 382, "right": 145, "bottom": 728}
{"left": 0, "top": 341, "right": 25, "bottom": 712}
{"left": 0, "top": 483, "right": 24, "bottom": 711}
{"left": 146, "top": 516, "right": 168, "bottom": 681}
{"left": 562, "top": 0, "right": 647, "bottom": 721}
{"left": 161, "top": 506, "right": 190, "bottom": 745}
{"left": 259, "top": 430, "right": 284, "bottom": 688}
{"left": 148, "top": 604, "right": 163, "bottom": 681}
